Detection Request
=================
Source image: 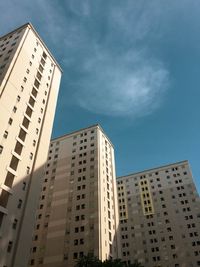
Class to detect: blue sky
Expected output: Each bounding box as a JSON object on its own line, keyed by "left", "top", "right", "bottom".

{"left": 0, "top": 0, "right": 200, "bottom": 193}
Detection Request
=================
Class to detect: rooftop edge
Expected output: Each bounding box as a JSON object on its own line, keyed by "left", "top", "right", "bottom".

{"left": 117, "top": 160, "right": 189, "bottom": 179}
{"left": 51, "top": 124, "right": 114, "bottom": 147}
{"left": 0, "top": 22, "right": 62, "bottom": 72}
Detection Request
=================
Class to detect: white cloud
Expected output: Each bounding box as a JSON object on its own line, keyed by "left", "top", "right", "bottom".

{"left": 0, "top": 0, "right": 171, "bottom": 118}
{"left": 74, "top": 51, "right": 169, "bottom": 117}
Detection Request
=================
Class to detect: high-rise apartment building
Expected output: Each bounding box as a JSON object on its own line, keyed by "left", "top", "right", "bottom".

{"left": 28, "top": 124, "right": 120, "bottom": 267}
{"left": 0, "top": 23, "right": 62, "bottom": 267}
{"left": 117, "top": 160, "right": 200, "bottom": 267}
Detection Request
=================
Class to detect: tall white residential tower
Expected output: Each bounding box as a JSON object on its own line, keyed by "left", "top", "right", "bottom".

{"left": 0, "top": 23, "right": 62, "bottom": 267}
{"left": 28, "top": 125, "right": 121, "bottom": 267}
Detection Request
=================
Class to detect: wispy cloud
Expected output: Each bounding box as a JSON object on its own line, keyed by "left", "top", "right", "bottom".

{"left": 0, "top": 0, "right": 172, "bottom": 117}
{"left": 73, "top": 51, "right": 169, "bottom": 116}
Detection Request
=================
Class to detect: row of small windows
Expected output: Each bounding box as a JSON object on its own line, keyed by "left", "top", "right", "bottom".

{"left": 48, "top": 147, "right": 59, "bottom": 154}
{"left": 0, "top": 29, "right": 21, "bottom": 44}
{"left": 73, "top": 137, "right": 95, "bottom": 146}
{"left": 0, "top": 40, "right": 17, "bottom": 50}
{"left": 71, "top": 158, "right": 95, "bottom": 167}
{"left": 1, "top": 34, "right": 54, "bottom": 79}
{"left": 118, "top": 177, "right": 188, "bottom": 190}
{"left": 0, "top": 33, "right": 20, "bottom": 74}
{"left": 0, "top": 48, "right": 14, "bottom": 60}
{"left": 44, "top": 174, "right": 96, "bottom": 186}
{"left": 74, "top": 238, "right": 84, "bottom": 245}
{"left": 73, "top": 129, "right": 95, "bottom": 140}
{"left": 72, "top": 143, "right": 95, "bottom": 152}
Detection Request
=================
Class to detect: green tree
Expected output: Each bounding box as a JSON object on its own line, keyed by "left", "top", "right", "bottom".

{"left": 75, "top": 254, "right": 102, "bottom": 267}
{"left": 76, "top": 255, "right": 144, "bottom": 267}
{"left": 102, "top": 258, "right": 125, "bottom": 267}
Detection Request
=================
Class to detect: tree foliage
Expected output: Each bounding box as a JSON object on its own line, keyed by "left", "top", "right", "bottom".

{"left": 76, "top": 255, "right": 144, "bottom": 267}
{"left": 75, "top": 254, "right": 101, "bottom": 267}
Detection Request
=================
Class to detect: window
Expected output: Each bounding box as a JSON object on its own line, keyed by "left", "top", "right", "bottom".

{"left": 42, "top": 52, "right": 47, "bottom": 59}
{"left": 4, "top": 172, "right": 15, "bottom": 188}
{"left": 26, "top": 106, "right": 33, "bottom": 118}
{"left": 22, "top": 117, "right": 30, "bottom": 129}
{"left": 36, "top": 71, "right": 42, "bottom": 81}
{"left": 0, "top": 189, "right": 9, "bottom": 208}
{"left": 74, "top": 239, "right": 78, "bottom": 245}
{"left": 29, "top": 96, "right": 35, "bottom": 108}
{"left": 73, "top": 253, "right": 78, "bottom": 259}
{"left": 18, "top": 128, "right": 26, "bottom": 142}
{"left": 10, "top": 155, "right": 19, "bottom": 171}
{"left": 32, "top": 88, "right": 38, "bottom": 98}
{"left": 7, "top": 241, "right": 13, "bottom": 252}
{"left": 39, "top": 65, "right": 44, "bottom": 73}
{"left": 41, "top": 58, "right": 45, "bottom": 66}
{"left": 26, "top": 166, "right": 30, "bottom": 174}
{"left": 12, "top": 219, "right": 18, "bottom": 229}
{"left": 0, "top": 145, "right": 3, "bottom": 154}
{"left": 17, "top": 199, "right": 22, "bottom": 209}
{"left": 4, "top": 131, "right": 8, "bottom": 138}
{"left": 34, "top": 79, "right": 40, "bottom": 89}
{"left": 22, "top": 182, "right": 26, "bottom": 190}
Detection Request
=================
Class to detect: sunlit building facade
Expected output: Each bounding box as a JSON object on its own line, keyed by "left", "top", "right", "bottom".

{"left": 29, "top": 124, "right": 121, "bottom": 267}
{"left": 117, "top": 160, "right": 200, "bottom": 267}
{"left": 0, "top": 23, "right": 62, "bottom": 267}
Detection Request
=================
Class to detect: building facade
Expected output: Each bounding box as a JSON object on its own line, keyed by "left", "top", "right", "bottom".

{"left": 117, "top": 160, "right": 200, "bottom": 267}
{"left": 28, "top": 125, "right": 120, "bottom": 267}
{"left": 0, "top": 23, "right": 62, "bottom": 267}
